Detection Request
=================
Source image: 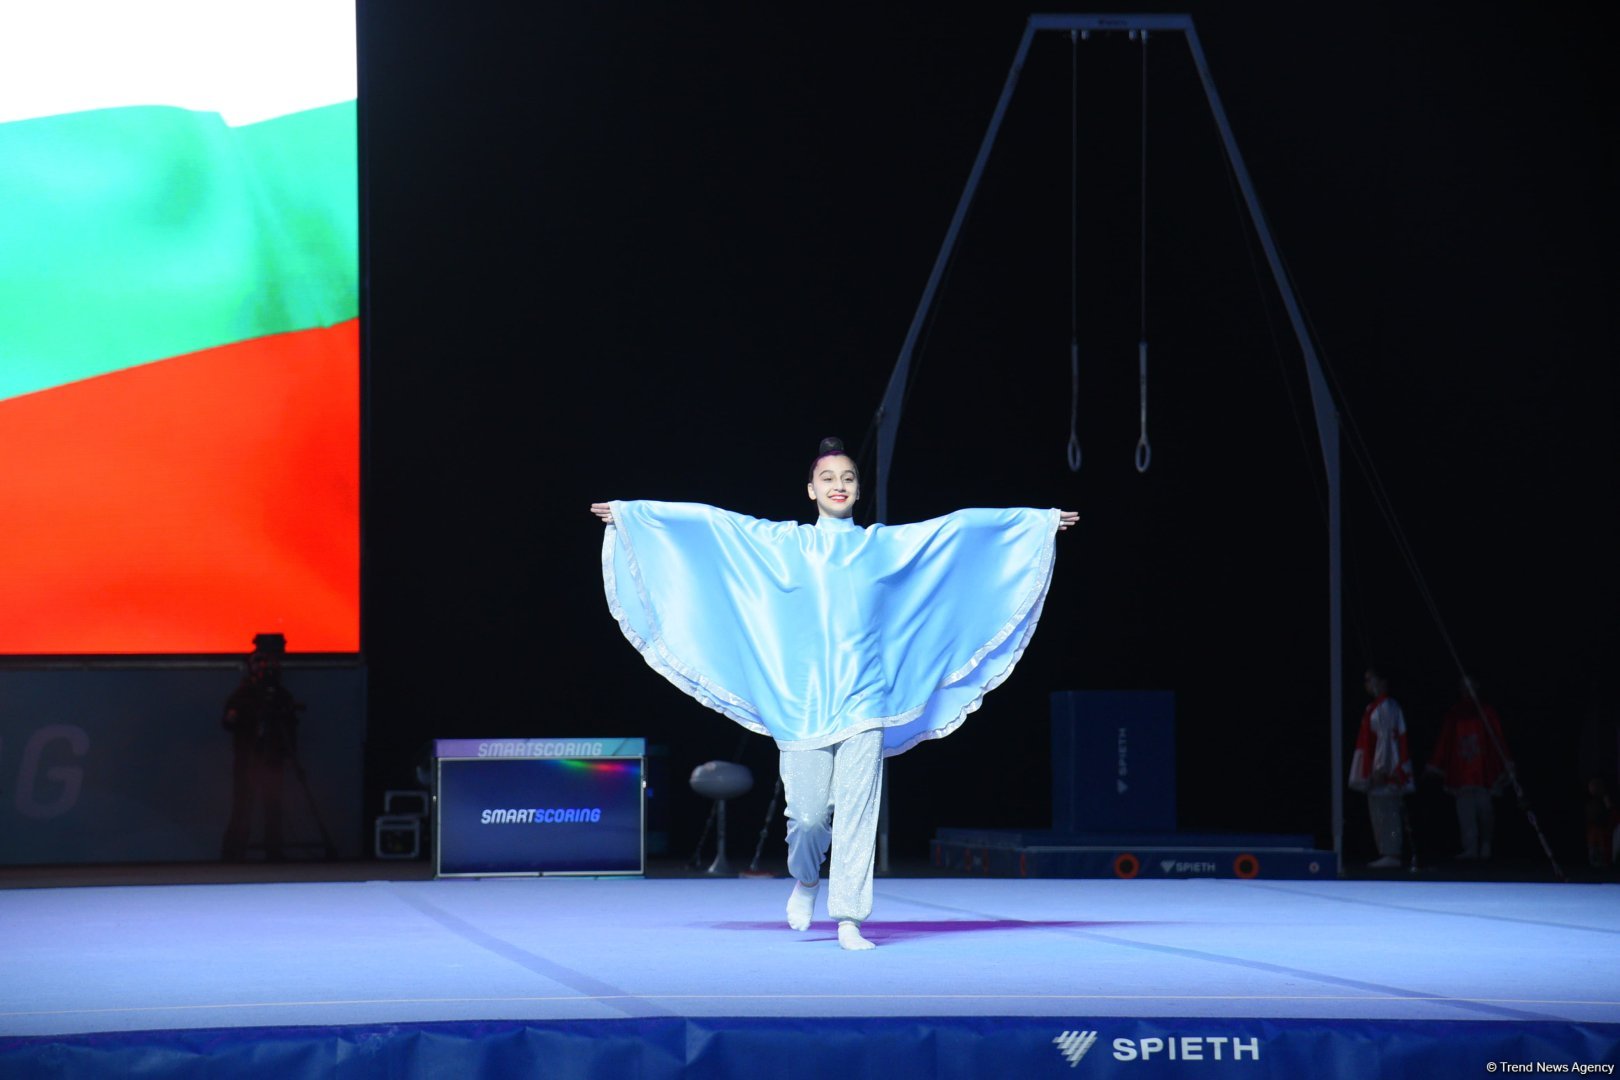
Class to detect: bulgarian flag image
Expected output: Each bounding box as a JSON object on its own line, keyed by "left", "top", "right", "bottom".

{"left": 0, "top": 1, "right": 359, "bottom": 653}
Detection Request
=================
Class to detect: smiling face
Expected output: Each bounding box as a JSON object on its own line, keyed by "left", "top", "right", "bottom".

{"left": 807, "top": 454, "right": 859, "bottom": 519}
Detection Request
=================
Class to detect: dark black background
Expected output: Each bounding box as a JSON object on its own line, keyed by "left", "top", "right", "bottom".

{"left": 357, "top": 0, "right": 1614, "bottom": 870}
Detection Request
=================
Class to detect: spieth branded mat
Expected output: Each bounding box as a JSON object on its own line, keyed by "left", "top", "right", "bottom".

{"left": 1, "top": 876, "right": 1616, "bottom": 1077}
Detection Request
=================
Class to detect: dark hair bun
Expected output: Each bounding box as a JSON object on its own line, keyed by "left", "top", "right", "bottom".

{"left": 808, "top": 436, "right": 858, "bottom": 482}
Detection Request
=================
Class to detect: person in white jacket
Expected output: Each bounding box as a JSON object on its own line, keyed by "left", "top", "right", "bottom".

{"left": 1348, "top": 667, "right": 1414, "bottom": 869}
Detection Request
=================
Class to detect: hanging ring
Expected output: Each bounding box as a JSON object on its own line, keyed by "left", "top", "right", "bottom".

{"left": 1135, "top": 340, "right": 1151, "bottom": 473}
{"left": 1067, "top": 339, "right": 1082, "bottom": 472}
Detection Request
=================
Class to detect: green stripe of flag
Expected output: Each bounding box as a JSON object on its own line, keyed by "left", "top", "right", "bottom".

{"left": 0, "top": 100, "right": 357, "bottom": 402}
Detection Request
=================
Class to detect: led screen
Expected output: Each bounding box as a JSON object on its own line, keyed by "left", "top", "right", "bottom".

{"left": 436, "top": 758, "right": 647, "bottom": 876}
{"left": 0, "top": 2, "right": 359, "bottom": 654}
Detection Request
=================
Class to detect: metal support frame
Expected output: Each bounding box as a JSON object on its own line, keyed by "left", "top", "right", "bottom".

{"left": 873, "top": 13, "right": 1344, "bottom": 871}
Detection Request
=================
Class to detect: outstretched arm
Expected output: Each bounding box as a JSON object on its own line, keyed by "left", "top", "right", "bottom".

{"left": 590, "top": 502, "right": 615, "bottom": 525}
{"left": 1057, "top": 510, "right": 1079, "bottom": 531}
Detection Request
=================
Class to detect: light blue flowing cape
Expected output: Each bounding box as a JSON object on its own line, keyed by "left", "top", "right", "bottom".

{"left": 602, "top": 501, "right": 1059, "bottom": 756}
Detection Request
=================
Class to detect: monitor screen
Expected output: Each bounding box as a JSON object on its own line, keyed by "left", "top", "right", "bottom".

{"left": 436, "top": 757, "right": 645, "bottom": 876}
{"left": 0, "top": 2, "right": 359, "bottom": 654}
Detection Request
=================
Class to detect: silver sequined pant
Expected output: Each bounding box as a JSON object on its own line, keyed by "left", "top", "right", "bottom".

{"left": 779, "top": 727, "right": 883, "bottom": 923}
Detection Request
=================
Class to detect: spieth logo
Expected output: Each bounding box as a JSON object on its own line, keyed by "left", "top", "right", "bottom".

{"left": 1160, "top": 859, "right": 1219, "bottom": 875}
{"left": 1053, "top": 1031, "right": 1263, "bottom": 1066}
{"left": 1053, "top": 1031, "right": 1099, "bottom": 1067}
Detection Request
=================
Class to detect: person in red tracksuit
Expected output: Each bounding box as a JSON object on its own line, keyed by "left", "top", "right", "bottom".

{"left": 1426, "top": 676, "right": 1513, "bottom": 861}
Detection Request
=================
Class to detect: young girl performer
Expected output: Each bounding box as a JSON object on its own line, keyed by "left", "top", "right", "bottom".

{"left": 592, "top": 436, "right": 1077, "bottom": 949}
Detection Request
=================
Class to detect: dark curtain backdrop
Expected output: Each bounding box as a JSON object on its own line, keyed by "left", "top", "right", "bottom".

{"left": 358, "top": 0, "right": 1615, "bottom": 865}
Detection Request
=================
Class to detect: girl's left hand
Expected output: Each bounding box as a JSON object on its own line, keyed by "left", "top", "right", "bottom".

{"left": 1057, "top": 510, "right": 1079, "bottom": 531}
